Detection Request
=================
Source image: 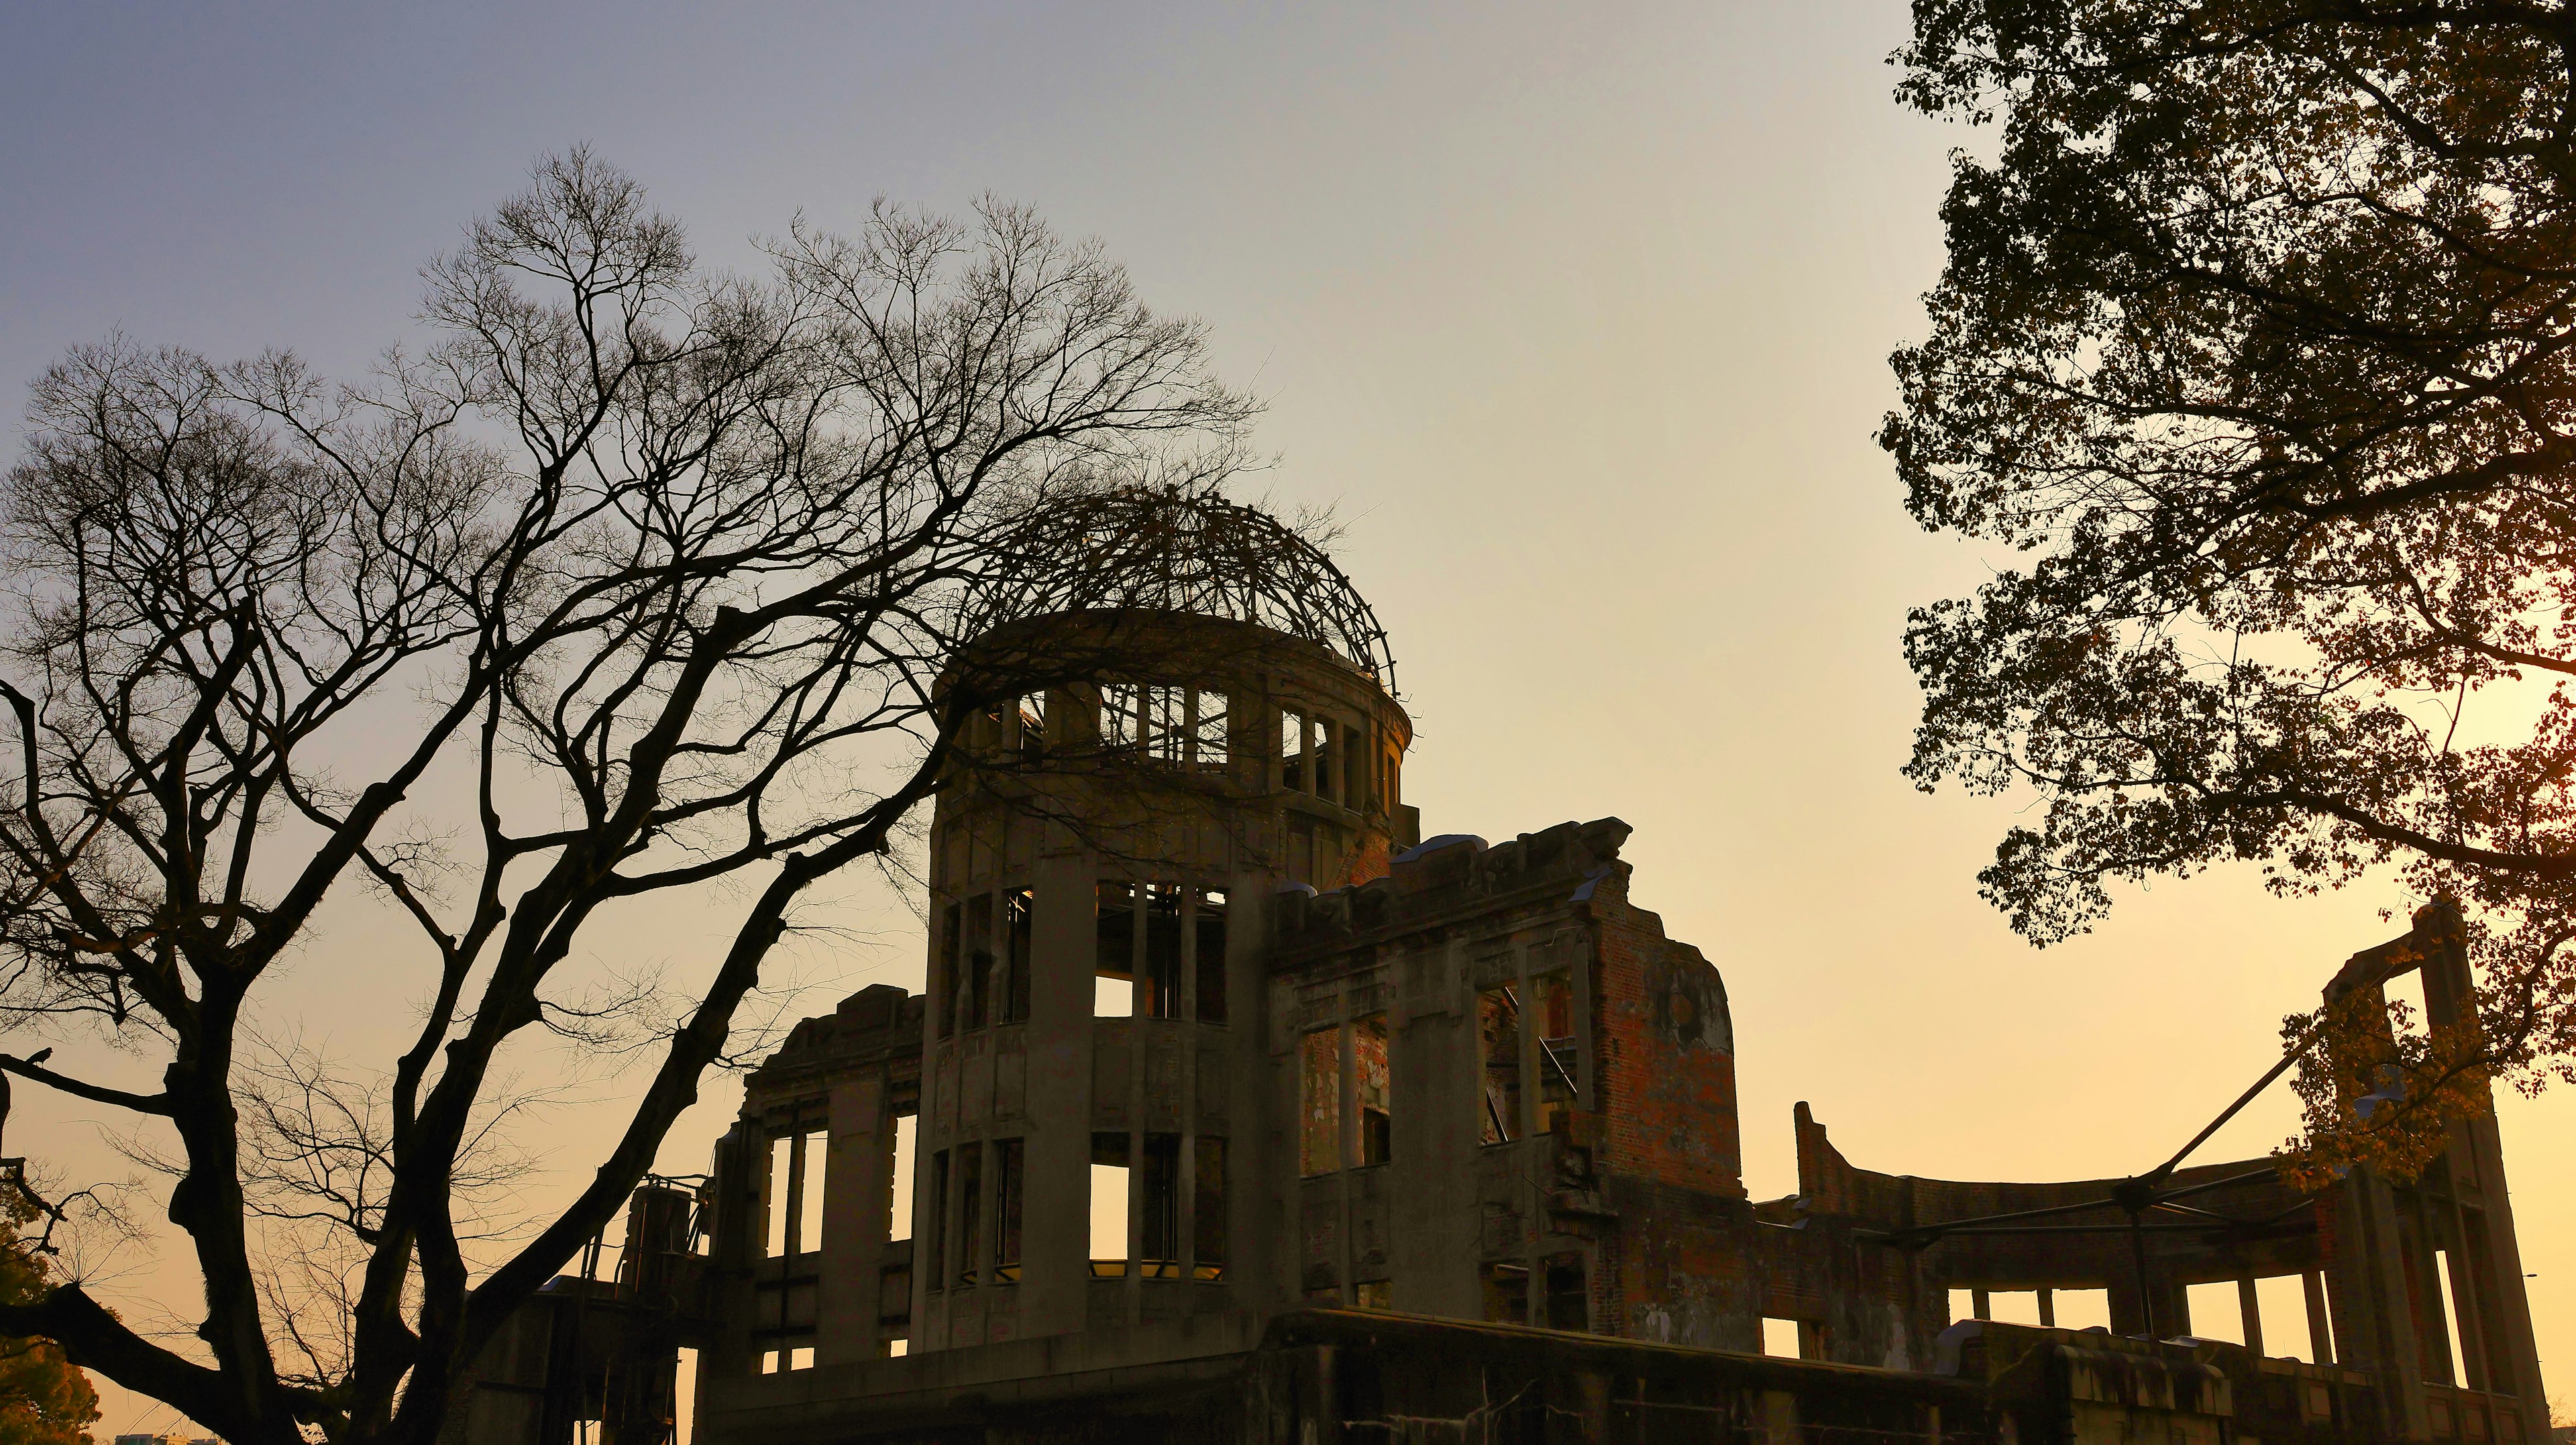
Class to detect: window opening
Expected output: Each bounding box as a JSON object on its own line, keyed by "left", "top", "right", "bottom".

{"left": 2049, "top": 1287, "right": 2112, "bottom": 1332}
{"left": 1017, "top": 692, "right": 1047, "bottom": 763}
{"left": 1478, "top": 986, "right": 1523, "bottom": 1144}
{"left": 1354, "top": 1279, "right": 1393, "bottom": 1310}
{"left": 1313, "top": 719, "right": 1338, "bottom": 804}
{"left": 1192, "top": 1136, "right": 1226, "bottom": 1280}
{"left": 1194, "top": 688, "right": 1228, "bottom": 764}
{"left": 890, "top": 1113, "right": 917, "bottom": 1240}
{"left": 1144, "top": 884, "right": 1183, "bottom": 1018}
{"left": 994, "top": 1138, "right": 1024, "bottom": 1284}
{"left": 979, "top": 699, "right": 1009, "bottom": 753}
{"left": 2433, "top": 1251, "right": 2469, "bottom": 1385}
{"left": 1090, "top": 1132, "right": 1130, "bottom": 1277}
{"left": 965, "top": 892, "right": 994, "bottom": 1031}
{"left": 1194, "top": 889, "right": 1228, "bottom": 1024}
{"left": 1355, "top": 1013, "right": 1391, "bottom": 1166}
{"left": 1383, "top": 747, "right": 1400, "bottom": 810}
{"left": 1001, "top": 888, "right": 1032, "bottom": 1024}
{"left": 1544, "top": 1254, "right": 1588, "bottom": 1332}
{"left": 1533, "top": 971, "right": 1577, "bottom": 1134}
{"left": 926, "top": 1150, "right": 949, "bottom": 1291}
{"left": 1100, "top": 683, "right": 1142, "bottom": 751}
{"left": 1095, "top": 881, "right": 1136, "bottom": 1016}
{"left": 956, "top": 1144, "right": 984, "bottom": 1288}
{"left": 796, "top": 1126, "right": 826, "bottom": 1257}
{"left": 1140, "top": 1132, "right": 1181, "bottom": 1277}
{"left": 936, "top": 902, "right": 961, "bottom": 1039}
{"left": 1146, "top": 684, "right": 1188, "bottom": 763}
{"left": 1344, "top": 724, "right": 1365, "bottom": 810}
{"left": 1481, "top": 1261, "right": 1529, "bottom": 1324}
{"left": 1299, "top": 1027, "right": 1341, "bottom": 1177}
{"left": 1762, "top": 1318, "right": 1801, "bottom": 1358}
{"left": 1280, "top": 710, "right": 1305, "bottom": 791}
{"left": 765, "top": 1133, "right": 794, "bottom": 1258}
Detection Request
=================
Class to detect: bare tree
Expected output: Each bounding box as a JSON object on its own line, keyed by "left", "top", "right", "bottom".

{"left": 0, "top": 149, "right": 1255, "bottom": 1443}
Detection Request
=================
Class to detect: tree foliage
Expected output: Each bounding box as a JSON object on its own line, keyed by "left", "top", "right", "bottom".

{"left": 1888, "top": 1, "right": 2576, "bottom": 1175}
{"left": 0, "top": 151, "right": 1253, "bottom": 1442}
{"left": 0, "top": 1189, "right": 99, "bottom": 1445}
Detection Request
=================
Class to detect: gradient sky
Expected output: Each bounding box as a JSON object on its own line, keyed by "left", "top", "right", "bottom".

{"left": 6, "top": 4, "right": 2568, "bottom": 1435}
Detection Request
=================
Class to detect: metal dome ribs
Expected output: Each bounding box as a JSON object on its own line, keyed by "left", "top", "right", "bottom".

{"left": 968, "top": 487, "right": 1397, "bottom": 691}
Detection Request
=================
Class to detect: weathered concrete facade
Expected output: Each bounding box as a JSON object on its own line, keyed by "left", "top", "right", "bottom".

{"left": 452, "top": 497, "right": 2553, "bottom": 1445}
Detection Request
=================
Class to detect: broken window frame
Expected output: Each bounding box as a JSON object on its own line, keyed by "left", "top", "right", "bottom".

{"left": 1478, "top": 985, "right": 1524, "bottom": 1146}
{"left": 1544, "top": 1252, "right": 1589, "bottom": 1332}
{"left": 1142, "top": 884, "right": 1183, "bottom": 1020}
{"left": 1533, "top": 969, "right": 1578, "bottom": 1135}
{"left": 1355, "top": 1012, "right": 1391, "bottom": 1167}
{"left": 1140, "top": 1132, "right": 1182, "bottom": 1278}
{"left": 1002, "top": 888, "right": 1032, "bottom": 1024}
{"left": 993, "top": 1138, "right": 1025, "bottom": 1284}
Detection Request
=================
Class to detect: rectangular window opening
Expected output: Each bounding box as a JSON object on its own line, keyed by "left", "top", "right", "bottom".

{"left": 795, "top": 1126, "right": 826, "bottom": 1258}
{"left": 1095, "top": 881, "right": 1136, "bottom": 1017}
{"left": 1140, "top": 1132, "right": 1181, "bottom": 1277}
{"left": 2186, "top": 1281, "right": 2247, "bottom": 1346}
{"left": 1194, "top": 889, "right": 1229, "bottom": 1024}
{"left": 1762, "top": 1318, "right": 1801, "bottom": 1358}
{"left": 765, "top": 1133, "right": 794, "bottom": 1259}
{"left": 1355, "top": 1013, "right": 1391, "bottom": 1166}
{"left": 1091, "top": 1132, "right": 1130, "bottom": 1276}
{"left": 1192, "top": 1136, "right": 1226, "bottom": 1280}
{"left": 1313, "top": 718, "right": 1338, "bottom": 804}
{"left": 994, "top": 1138, "right": 1024, "bottom": 1284}
{"left": 675, "top": 1346, "right": 698, "bottom": 1444}
{"left": 1481, "top": 1261, "right": 1528, "bottom": 1325}
{"left": 1534, "top": 970, "right": 1576, "bottom": 1134}
{"left": 2050, "top": 1286, "right": 2112, "bottom": 1332}
{"left": 1984, "top": 1289, "right": 2043, "bottom": 1326}
{"left": 1101, "top": 683, "right": 1142, "bottom": 751}
{"left": 1383, "top": 747, "right": 1400, "bottom": 811}
{"left": 1017, "top": 692, "right": 1047, "bottom": 763}
{"left": 1299, "top": 1027, "right": 1341, "bottom": 1177}
{"left": 937, "top": 902, "right": 961, "bottom": 1039}
{"left": 956, "top": 1144, "right": 983, "bottom": 1288}
{"left": 2434, "top": 1250, "right": 2469, "bottom": 1385}
{"left": 890, "top": 1112, "right": 917, "bottom": 1241}
{"left": 1344, "top": 724, "right": 1365, "bottom": 810}
{"left": 2255, "top": 1273, "right": 2316, "bottom": 1361}
{"left": 1194, "top": 689, "right": 1229, "bottom": 765}
{"left": 1003, "top": 888, "right": 1032, "bottom": 1024}
{"left": 926, "top": 1150, "right": 949, "bottom": 1291}
{"left": 1479, "top": 986, "right": 1523, "bottom": 1145}
{"left": 1146, "top": 684, "right": 1188, "bottom": 764}
{"left": 965, "top": 892, "right": 994, "bottom": 1031}
{"left": 1144, "top": 884, "right": 1183, "bottom": 1019}
{"left": 1280, "top": 710, "right": 1305, "bottom": 792}
{"left": 1544, "top": 1254, "right": 1588, "bottom": 1332}
{"left": 1354, "top": 1279, "right": 1392, "bottom": 1311}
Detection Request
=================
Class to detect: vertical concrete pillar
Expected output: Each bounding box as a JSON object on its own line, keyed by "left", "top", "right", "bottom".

{"left": 816, "top": 1076, "right": 891, "bottom": 1364}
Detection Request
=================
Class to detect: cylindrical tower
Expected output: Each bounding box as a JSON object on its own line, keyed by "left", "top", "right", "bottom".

{"left": 909, "top": 490, "right": 1411, "bottom": 1353}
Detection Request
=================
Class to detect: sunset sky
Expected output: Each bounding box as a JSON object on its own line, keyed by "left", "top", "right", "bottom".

{"left": 6, "top": 4, "right": 2566, "bottom": 1434}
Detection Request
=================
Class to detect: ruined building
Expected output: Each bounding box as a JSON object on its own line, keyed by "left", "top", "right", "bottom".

{"left": 451, "top": 492, "right": 2552, "bottom": 1445}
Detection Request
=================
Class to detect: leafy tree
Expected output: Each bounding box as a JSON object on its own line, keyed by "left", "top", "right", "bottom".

{"left": 1886, "top": 1, "right": 2576, "bottom": 1175}
{"left": 0, "top": 151, "right": 1252, "bottom": 1442}
{"left": 0, "top": 1189, "right": 99, "bottom": 1445}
